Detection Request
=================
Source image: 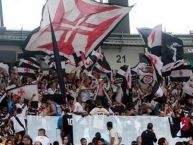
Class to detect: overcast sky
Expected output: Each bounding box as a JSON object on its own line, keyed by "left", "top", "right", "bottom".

{"left": 2, "top": 0, "right": 193, "bottom": 34}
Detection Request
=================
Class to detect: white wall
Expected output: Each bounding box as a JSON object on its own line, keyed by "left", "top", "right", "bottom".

{"left": 103, "top": 46, "right": 144, "bottom": 69}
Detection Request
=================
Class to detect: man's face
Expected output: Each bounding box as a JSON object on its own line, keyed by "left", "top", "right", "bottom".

{"left": 81, "top": 139, "right": 87, "bottom": 145}
{"left": 164, "top": 140, "right": 169, "bottom": 145}
{"left": 22, "top": 137, "right": 30, "bottom": 145}
{"left": 97, "top": 140, "right": 104, "bottom": 145}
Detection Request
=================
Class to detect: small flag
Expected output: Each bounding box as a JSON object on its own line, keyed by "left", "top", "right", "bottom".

{"left": 8, "top": 84, "right": 39, "bottom": 101}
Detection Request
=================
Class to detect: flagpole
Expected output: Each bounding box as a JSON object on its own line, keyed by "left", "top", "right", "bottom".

{"left": 48, "top": 10, "right": 66, "bottom": 104}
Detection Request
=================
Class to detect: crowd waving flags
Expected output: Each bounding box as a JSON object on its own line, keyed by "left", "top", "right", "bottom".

{"left": 2, "top": 0, "right": 193, "bottom": 144}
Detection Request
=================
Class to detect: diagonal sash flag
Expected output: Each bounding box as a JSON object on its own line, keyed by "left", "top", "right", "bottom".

{"left": 24, "top": 0, "right": 132, "bottom": 63}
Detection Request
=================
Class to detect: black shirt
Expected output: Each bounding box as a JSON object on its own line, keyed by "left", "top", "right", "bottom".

{"left": 141, "top": 129, "right": 157, "bottom": 145}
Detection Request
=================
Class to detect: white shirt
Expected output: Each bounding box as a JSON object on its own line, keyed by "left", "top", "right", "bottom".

{"left": 10, "top": 114, "right": 26, "bottom": 133}
{"left": 90, "top": 107, "right": 110, "bottom": 115}
{"left": 109, "top": 129, "right": 120, "bottom": 145}
{"left": 73, "top": 102, "right": 84, "bottom": 113}
{"left": 15, "top": 103, "right": 28, "bottom": 115}
{"left": 33, "top": 135, "right": 50, "bottom": 145}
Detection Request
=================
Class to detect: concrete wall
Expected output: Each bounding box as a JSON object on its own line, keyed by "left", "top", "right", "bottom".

{"left": 102, "top": 45, "right": 144, "bottom": 69}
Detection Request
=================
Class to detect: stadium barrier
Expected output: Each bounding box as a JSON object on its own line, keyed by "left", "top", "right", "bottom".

{"left": 27, "top": 115, "right": 188, "bottom": 145}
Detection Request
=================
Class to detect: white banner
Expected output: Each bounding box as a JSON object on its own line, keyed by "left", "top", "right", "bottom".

{"left": 73, "top": 115, "right": 188, "bottom": 145}
{"left": 27, "top": 115, "right": 189, "bottom": 145}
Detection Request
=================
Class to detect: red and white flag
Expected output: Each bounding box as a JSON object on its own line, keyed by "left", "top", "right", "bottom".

{"left": 25, "top": 0, "right": 132, "bottom": 62}
{"left": 147, "top": 24, "right": 162, "bottom": 48}
{"left": 183, "top": 80, "right": 193, "bottom": 96}
{"left": 8, "top": 84, "right": 39, "bottom": 101}
{"left": 145, "top": 50, "right": 163, "bottom": 77}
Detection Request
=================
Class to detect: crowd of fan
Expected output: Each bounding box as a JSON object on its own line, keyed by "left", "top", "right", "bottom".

{"left": 0, "top": 65, "right": 193, "bottom": 145}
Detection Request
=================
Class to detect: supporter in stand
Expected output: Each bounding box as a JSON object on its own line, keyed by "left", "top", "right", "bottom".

{"left": 5, "top": 139, "right": 14, "bottom": 145}
{"left": 141, "top": 123, "right": 157, "bottom": 145}
{"left": 46, "top": 97, "right": 62, "bottom": 116}
{"left": 158, "top": 137, "right": 169, "bottom": 145}
{"left": 80, "top": 138, "right": 87, "bottom": 145}
{"left": 90, "top": 99, "right": 110, "bottom": 115}
{"left": 62, "top": 135, "right": 72, "bottom": 145}
{"left": 9, "top": 108, "right": 27, "bottom": 137}
{"left": 22, "top": 134, "right": 32, "bottom": 145}
{"left": 33, "top": 128, "right": 50, "bottom": 145}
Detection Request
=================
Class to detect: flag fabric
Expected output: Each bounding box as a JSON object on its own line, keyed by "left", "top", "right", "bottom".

{"left": 169, "top": 117, "right": 182, "bottom": 138}
{"left": 72, "top": 51, "right": 85, "bottom": 67}
{"left": 82, "top": 54, "right": 97, "bottom": 71}
{"left": 138, "top": 26, "right": 184, "bottom": 66}
{"left": 137, "top": 28, "right": 151, "bottom": 46}
{"left": 7, "top": 84, "right": 39, "bottom": 101}
{"left": 162, "top": 59, "right": 184, "bottom": 76}
{"left": 19, "top": 57, "right": 40, "bottom": 70}
{"left": 17, "top": 67, "right": 36, "bottom": 79}
{"left": 183, "top": 80, "right": 193, "bottom": 96}
{"left": 147, "top": 24, "right": 162, "bottom": 48}
{"left": 169, "top": 116, "right": 191, "bottom": 138}
{"left": 82, "top": 50, "right": 103, "bottom": 71}
{"left": 140, "top": 74, "right": 154, "bottom": 85}
{"left": 0, "top": 62, "right": 9, "bottom": 74}
{"left": 116, "top": 65, "right": 131, "bottom": 95}
{"left": 92, "top": 55, "right": 111, "bottom": 74}
{"left": 43, "top": 54, "right": 67, "bottom": 69}
{"left": 144, "top": 50, "right": 163, "bottom": 83}
{"left": 131, "top": 62, "right": 147, "bottom": 80}
{"left": 17, "top": 67, "right": 35, "bottom": 74}
{"left": 161, "top": 33, "right": 184, "bottom": 65}
{"left": 138, "top": 25, "right": 162, "bottom": 56}
{"left": 151, "top": 82, "right": 163, "bottom": 98}
{"left": 24, "top": 0, "right": 132, "bottom": 63}
{"left": 170, "top": 65, "right": 192, "bottom": 82}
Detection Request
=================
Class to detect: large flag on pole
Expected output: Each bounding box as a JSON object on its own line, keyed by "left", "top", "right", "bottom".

{"left": 48, "top": 11, "right": 66, "bottom": 103}
{"left": 24, "top": 0, "right": 132, "bottom": 62}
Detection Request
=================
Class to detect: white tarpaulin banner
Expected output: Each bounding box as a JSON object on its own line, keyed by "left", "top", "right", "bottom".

{"left": 27, "top": 115, "right": 188, "bottom": 145}
{"left": 73, "top": 115, "right": 188, "bottom": 145}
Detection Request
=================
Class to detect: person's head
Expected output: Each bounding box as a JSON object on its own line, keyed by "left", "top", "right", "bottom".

{"left": 92, "top": 137, "right": 98, "bottom": 145}
{"left": 63, "top": 136, "right": 70, "bottom": 144}
{"left": 5, "top": 139, "right": 14, "bottom": 145}
{"left": 46, "top": 97, "right": 54, "bottom": 104}
{"left": 68, "top": 96, "right": 74, "bottom": 105}
{"left": 16, "top": 107, "right": 23, "bottom": 114}
{"left": 175, "top": 142, "right": 184, "bottom": 145}
{"left": 107, "top": 121, "right": 113, "bottom": 130}
{"left": 2, "top": 106, "right": 8, "bottom": 113}
{"left": 95, "top": 132, "right": 101, "bottom": 139}
{"left": 53, "top": 141, "right": 59, "bottom": 145}
{"left": 34, "top": 141, "right": 42, "bottom": 145}
{"left": 38, "top": 128, "right": 46, "bottom": 136}
{"left": 147, "top": 123, "right": 153, "bottom": 130}
{"left": 158, "top": 137, "right": 168, "bottom": 145}
{"left": 14, "top": 133, "right": 23, "bottom": 143}
{"left": 97, "top": 138, "right": 105, "bottom": 145}
{"left": 136, "top": 136, "right": 142, "bottom": 145}
{"left": 22, "top": 135, "right": 32, "bottom": 145}
{"left": 80, "top": 138, "right": 87, "bottom": 145}
{"left": 131, "top": 141, "right": 137, "bottom": 145}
